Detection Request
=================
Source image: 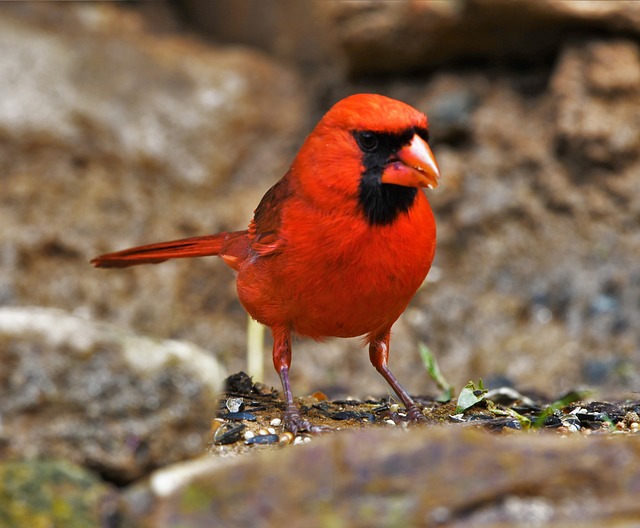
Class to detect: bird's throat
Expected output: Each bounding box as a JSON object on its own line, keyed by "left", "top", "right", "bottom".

{"left": 358, "top": 172, "right": 418, "bottom": 226}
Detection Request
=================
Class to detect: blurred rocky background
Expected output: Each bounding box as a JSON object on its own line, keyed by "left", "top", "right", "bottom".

{"left": 1, "top": 1, "right": 640, "bottom": 525}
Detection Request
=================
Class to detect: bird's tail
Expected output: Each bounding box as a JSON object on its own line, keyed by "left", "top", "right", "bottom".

{"left": 91, "top": 232, "right": 246, "bottom": 268}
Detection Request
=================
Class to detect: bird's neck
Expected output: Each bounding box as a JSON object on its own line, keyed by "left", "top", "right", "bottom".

{"left": 358, "top": 176, "right": 419, "bottom": 226}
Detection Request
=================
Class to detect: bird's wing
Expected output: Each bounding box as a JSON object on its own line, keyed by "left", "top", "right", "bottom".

{"left": 248, "top": 175, "right": 292, "bottom": 257}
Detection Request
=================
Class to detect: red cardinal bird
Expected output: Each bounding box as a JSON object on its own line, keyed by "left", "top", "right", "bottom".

{"left": 91, "top": 94, "right": 440, "bottom": 434}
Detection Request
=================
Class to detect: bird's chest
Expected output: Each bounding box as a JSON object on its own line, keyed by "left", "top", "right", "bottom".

{"left": 278, "top": 203, "right": 436, "bottom": 338}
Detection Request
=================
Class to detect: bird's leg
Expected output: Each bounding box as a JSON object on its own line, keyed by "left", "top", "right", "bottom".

{"left": 272, "top": 328, "right": 330, "bottom": 435}
{"left": 369, "top": 331, "right": 427, "bottom": 423}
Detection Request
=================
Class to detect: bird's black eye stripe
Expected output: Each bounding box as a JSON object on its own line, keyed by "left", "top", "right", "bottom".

{"left": 355, "top": 128, "right": 422, "bottom": 226}
{"left": 354, "top": 131, "right": 380, "bottom": 152}
{"left": 415, "top": 127, "right": 429, "bottom": 144}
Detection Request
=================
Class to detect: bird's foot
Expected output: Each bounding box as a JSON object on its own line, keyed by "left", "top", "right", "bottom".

{"left": 405, "top": 404, "right": 428, "bottom": 424}
{"left": 283, "top": 405, "right": 332, "bottom": 436}
{"left": 383, "top": 404, "right": 428, "bottom": 426}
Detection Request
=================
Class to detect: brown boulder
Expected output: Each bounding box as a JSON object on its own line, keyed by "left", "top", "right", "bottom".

{"left": 0, "top": 307, "right": 225, "bottom": 483}
{"left": 0, "top": 3, "right": 306, "bottom": 372}
{"left": 123, "top": 427, "right": 640, "bottom": 527}
{"left": 317, "top": 0, "right": 640, "bottom": 74}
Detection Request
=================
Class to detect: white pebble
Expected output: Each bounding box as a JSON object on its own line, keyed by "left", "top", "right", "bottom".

{"left": 270, "top": 418, "right": 282, "bottom": 427}
{"left": 243, "top": 430, "right": 255, "bottom": 440}
{"left": 225, "top": 397, "right": 243, "bottom": 413}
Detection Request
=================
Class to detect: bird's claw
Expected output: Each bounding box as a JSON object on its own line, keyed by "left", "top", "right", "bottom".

{"left": 284, "top": 406, "right": 333, "bottom": 436}
{"left": 405, "top": 404, "right": 428, "bottom": 424}
{"left": 383, "top": 405, "right": 428, "bottom": 426}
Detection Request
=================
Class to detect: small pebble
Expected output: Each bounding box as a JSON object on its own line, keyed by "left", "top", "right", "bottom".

{"left": 213, "top": 423, "right": 245, "bottom": 445}
{"left": 226, "top": 397, "right": 244, "bottom": 413}
{"left": 628, "top": 411, "right": 640, "bottom": 420}
{"left": 267, "top": 427, "right": 276, "bottom": 435}
{"left": 258, "top": 428, "right": 269, "bottom": 436}
{"left": 219, "top": 411, "right": 257, "bottom": 422}
{"left": 293, "top": 436, "right": 305, "bottom": 445}
{"left": 270, "top": 418, "right": 282, "bottom": 427}
{"left": 243, "top": 430, "right": 255, "bottom": 441}
{"left": 311, "top": 391, "right": 328, "bottom": 401}
{"left": 246, "top": 434, "right": 279, "bottom": 445}
{"left": 384, "top": 419, "right": 396, "bottom": 426}
{"left": 278, "top": 432, "right": 295, "bottom": 445}
{"left": 631, "top": 422, "right": 639, "bottom": 432}
{"left": 561, "top": 423, "right": 580, "bottom": 434}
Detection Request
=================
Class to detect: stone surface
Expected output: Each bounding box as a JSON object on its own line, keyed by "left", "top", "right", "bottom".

{"left": 175, "top": 0, "right": 337, "bottom": 71}
{"left": 0, "top": 459, "right": 119, "bottom": 528}
{"left": 3, "top": 3, "right": 640, "bottom": 526}
{"left": 2, "top": 0, "right": 640, "bottom": 439}
{"left": 122, "top": 427, "right": 640, "bottom": 527}
{"left": 552, "top": 39, "right": 640, "bottom": 169}
{"left": 0, "top": 3, "right": 306, "bottom": 374}
{"left": 317, "top": 0, "right": 640, "bottom": 74}
{"left": 289, "top": 38, "right": 640, "bottom": 399}
{"left": 410, "top": 38, "right": 640, "bottom": 394}
{"left": 0, "top": 307, "right": 225, "bottom": 483}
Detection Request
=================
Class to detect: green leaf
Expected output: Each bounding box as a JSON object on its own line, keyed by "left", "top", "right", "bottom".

{"left": 419, "top": 342, "right": 454, "bottom": 402}
{"left": 533, "top": 389, "right": 591, "bottom": 429}
{"left": 485, "top": 400, "right": 532, "bottom": 430}
{"left": 455, "top": 380, "right": 487, "bottom": 414}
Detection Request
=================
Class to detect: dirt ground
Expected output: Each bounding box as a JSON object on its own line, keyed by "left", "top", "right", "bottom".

{"left": 208, "top": 372, "right": 640, "bottom": 456}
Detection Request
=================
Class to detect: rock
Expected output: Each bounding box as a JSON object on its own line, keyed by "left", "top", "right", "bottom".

{"left": 317, "top": 0, "right": 640, "bottom": 74}
{"left": 3, "top": 0, "right": 640, "bottom": 406}
{"left": 0, "top": 3, "right": 304, "bottom": 186}
{"left": 357, "top": 39, "right": 640, "bottom": 396}
{"left": 174, "top": 0, "right": 338, "bottom": 71}
{"left": 121, "top": 427, "right": 640, "bottom": 527}
{"left": 552, "top": 39, "right": 640, "bottom": 171}
{"left": 0, "top": 307, "right": 225, "bottom": 483}
{"left": 0, "top": 459, "right": 119, "bottom": 528}
{"left": 0, "top": 3, "right": 306, "bottom": 371}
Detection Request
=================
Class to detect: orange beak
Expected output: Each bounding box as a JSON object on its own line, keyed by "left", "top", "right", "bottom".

{"left": 381, "top": 134, "right": 440, "bottom": 189}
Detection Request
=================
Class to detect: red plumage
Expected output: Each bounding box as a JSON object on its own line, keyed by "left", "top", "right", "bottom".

{"left": 91, "top": 94, "right": 440, "bottom": 434}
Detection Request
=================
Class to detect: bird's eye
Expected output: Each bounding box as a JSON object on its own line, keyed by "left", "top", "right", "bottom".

{"left": 356, "top": 131, "right": 379, "bottom": 153}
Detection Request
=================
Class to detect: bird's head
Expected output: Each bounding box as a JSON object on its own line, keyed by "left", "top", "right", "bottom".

{"left": 292, "top": 94, "right": 440, "bottom": 225}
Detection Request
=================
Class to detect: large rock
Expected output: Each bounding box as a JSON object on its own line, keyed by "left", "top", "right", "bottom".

{"left": 317, "top": 0, "right": 640, "bottom": 74}
{"left": 0, "top": 3, "right": 306, "bottom": 372}
{"left": 398, "top": 38, "right": 640, "bottom": 394}
{"left": 3, "top": 1, "right": 639, "bottom": 404}
{"left": 0, "top": 307, "right": 225, "bottom": 483}
{"left": 0, "top": 459, "right": 119, "bottom": 528}
{"left": 122, "top": 427, "right": 640, "bottom": 527}
{"left": 553, "top": 39, "right": 640, "bottom": 170}
{"left": 274, "top": 39, "right": 640, "bottom": 399}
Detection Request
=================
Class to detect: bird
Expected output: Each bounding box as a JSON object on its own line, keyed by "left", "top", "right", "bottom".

{"left": 91, "top": 94, "right": 440, "bottom": 434}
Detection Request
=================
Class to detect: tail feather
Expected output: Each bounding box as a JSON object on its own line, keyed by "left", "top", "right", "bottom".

{"left": 91, "top": 232, "right": 244, "bottom": 268}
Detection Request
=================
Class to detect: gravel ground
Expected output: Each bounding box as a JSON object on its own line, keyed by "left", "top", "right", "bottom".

{"left": 208, "top": 372, "right": 640, "bottom": 456}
